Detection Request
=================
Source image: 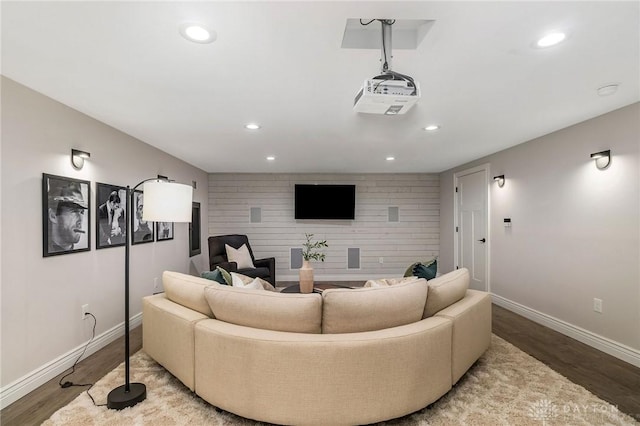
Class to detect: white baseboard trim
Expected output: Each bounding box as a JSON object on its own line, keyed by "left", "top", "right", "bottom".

{"left": 0, "top": 313, "right": 142, "bottom": 409}
{"left": 492, "top": 294, "right": 640, "bottom": 368}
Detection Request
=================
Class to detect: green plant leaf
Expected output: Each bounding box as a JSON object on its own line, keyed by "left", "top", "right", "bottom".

{"left": 302, "top": 233, "right": 328, "bottom": 262}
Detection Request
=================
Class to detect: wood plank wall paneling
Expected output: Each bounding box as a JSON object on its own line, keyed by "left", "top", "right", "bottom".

{"left": 208, "top": 173, "right": 439, "bottom": 280}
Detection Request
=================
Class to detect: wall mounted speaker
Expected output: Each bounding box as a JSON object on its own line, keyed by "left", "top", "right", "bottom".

{"left": 250, "top": 207, "right": 262, "bottom": 223}
{"left": 290, "top": 248, "right": 303, "bottom": 269}
{"left": 347, "top": 248, "right": 360, "bottom": 269}
{"left": 388, "top": 206, "right": 399, "bottom": 222}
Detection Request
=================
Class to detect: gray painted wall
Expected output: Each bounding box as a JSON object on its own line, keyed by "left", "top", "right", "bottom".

{"left": 0, "top": 77, "right": 209, "bottom": 398}
{"left": 208, "top": 173, "right": 439, "bottom": 281}
{"left": 440, "top": 103, "right": 640, "bottom": 354}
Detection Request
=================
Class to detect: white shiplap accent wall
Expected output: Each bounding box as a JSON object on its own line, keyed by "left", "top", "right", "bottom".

{"left": 208, "top": 173, "right": 439, "bottom": 281}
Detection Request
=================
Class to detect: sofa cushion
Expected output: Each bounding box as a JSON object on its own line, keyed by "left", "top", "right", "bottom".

{"left": 234, "top": 278, "right": 263, "bottom": 290}
{"left": 204, "top": 283, "right": 322, "bottom": 333}
{"left": 163, "top": 271, "right": 214, "bottom": 317}
{"left": 363, "top": 276, "right": 422, "bottom": 288}
{"left": 230, "top": 272, "right": 276, "bottom": 291}
{"left": 321, "top": 279, "right": 428, "bottom": 334}
{"left": 225, "top": 243, "right": 255, "bottom": 269}
{"left": 423, "top": 268, "right": 469, "bottom": 318}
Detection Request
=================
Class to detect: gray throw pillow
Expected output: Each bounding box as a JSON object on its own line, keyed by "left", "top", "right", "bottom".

{"left": 201, "top": 269, "right": 226, "bottom": 285}
{"left": 200, "top": 266, "right": 233, "bottom": 285}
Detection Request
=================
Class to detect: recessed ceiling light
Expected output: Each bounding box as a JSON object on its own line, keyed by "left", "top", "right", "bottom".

{"left": 245, "top": 123, "right": 260, "bottom": 130}
{"left": 536, "top": 32, "right": 566, "bottom": 48}
{"left": 423, "top": 125, "right": 440, "bottom": 131}
{"left": 386, "top": 156, "right": 395, "bottom": 161}
{"left": 597, "top": 84, "right": 619, "bottom": 96}
{"left": 266, "top": 156, "right": 276, "bottom": 161}
{"left": 179, "top": 23, "right": 216, "bottom": 44}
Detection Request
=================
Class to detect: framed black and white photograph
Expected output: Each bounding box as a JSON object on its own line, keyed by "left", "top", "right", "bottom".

{"left": 42, "top": 173, "right": 91, "bottom": 257}
{"left": 189, "top": 201, "right": 201, "bottom": 257}
{"left": 156, "top": 221, "right": 174, "bottom": 241}
{"left": 131, "top": 190, "right": 154, "bottom": 244}
{"left": 96, "top": 183, "right": 126, "bottom": 249}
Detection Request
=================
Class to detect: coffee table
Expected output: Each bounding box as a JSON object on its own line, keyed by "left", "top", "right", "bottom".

{"left": 281, "top": 283, "right": 354, "bottom": 294}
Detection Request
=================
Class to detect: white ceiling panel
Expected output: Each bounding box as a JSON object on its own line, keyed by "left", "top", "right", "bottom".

{"left": 2, "top": 1, "right": 638, "bottom": 173}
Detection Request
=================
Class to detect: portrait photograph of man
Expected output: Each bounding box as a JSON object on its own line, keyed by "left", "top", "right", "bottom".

{"left": 96, "top": 183, "right": 126, "bottom": 249}
{"left": 42, "top": 174, "right": 91, "bottom": 257}
{"left": 156, "top": 221, "right": 173, "bottom": 241}
{"left": 132, "top": 190, "right": 154, "bottom": 244}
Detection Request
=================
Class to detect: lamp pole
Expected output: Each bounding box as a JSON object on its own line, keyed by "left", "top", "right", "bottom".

{"left": 106, "top": 176, "right": 193, "bottom": 409}
{"left": 107, "top": 181, "right": 148, "bottom": 409}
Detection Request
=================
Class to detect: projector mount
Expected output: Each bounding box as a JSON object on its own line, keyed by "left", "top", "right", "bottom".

{"left": 353, "top": 19, "right": 421, "bottom": 114}
{"left": 359, "top": 19, "right": 417, "bottom": 96}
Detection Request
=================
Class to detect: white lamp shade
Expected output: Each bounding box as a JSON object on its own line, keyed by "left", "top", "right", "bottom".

{"left": 142, "top": 181, "right": 193, "bottom": 222}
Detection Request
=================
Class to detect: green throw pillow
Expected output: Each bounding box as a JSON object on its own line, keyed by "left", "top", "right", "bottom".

{"left": 216, "top": 266, "right": 233, "bottom": 285}
{"left": 413, "top": 259, "right": 437, "bottom": 280}
{"left": 201, "top": 269, "right": 226, "bottom": 285}
{"left": 404, "top": 258, "right": 437, "bottom": 279}
{"left": 404, "top": 262, "right": 420, "bottom": 277}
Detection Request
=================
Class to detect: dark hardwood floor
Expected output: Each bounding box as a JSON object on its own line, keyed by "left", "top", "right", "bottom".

{"left": 0, "top": 327, "right": 143, "bottom": 426}
{"left": 492, "top": 304, "right": 640, "bottom": 421}
{"left": 2, "top": 305, "right": 639, "bottom": 425}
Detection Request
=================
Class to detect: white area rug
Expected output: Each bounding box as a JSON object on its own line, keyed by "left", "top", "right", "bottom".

{"left": 44, "top": 335, "right": 638, "bottom": 425}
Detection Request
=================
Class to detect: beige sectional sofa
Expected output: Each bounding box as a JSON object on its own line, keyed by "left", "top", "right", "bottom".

{"left": 142, "top": 268, "right": 491, "bottom": 425}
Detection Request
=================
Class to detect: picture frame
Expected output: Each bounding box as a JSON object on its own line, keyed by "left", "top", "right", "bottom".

{"left": 42, "top": 173, "right": 91, "bottom": 257}
{"left": 96, "top": 182, "right": 127, "bottom": 249}
{"left": 131, "top": 189, "right": 154, "bottom": 244}
{"left": 189, "top": 201, "right": 201, "bottom": 257}
{"left": 156, "top": 221, "right": 174, "bottom": 241}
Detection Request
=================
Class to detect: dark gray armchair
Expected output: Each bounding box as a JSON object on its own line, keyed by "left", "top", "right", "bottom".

{"left": 208, "top": 234, "right": 276, "bottom": 285}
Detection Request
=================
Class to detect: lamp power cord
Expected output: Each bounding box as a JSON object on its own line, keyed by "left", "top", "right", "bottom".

{"left": 57, "top": 312, "right": 105, "bottom": 406}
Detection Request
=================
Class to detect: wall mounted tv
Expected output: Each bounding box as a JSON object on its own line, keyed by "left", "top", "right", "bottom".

{"left": 294, "top": 184, "right": 356, "bottom": 220}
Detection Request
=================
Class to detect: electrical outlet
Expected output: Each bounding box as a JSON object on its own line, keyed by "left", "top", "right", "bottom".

{"left": 153, "top": 277, "right": 159, "bottom": 290}
{"left": 593, "top": 298, "right": 603, "bottom": 313}
{"left": 82, "top": 304, "right": 89, "bottom": 320}
{"left": 379, "top": 257, "right": 384, "bottom": 264}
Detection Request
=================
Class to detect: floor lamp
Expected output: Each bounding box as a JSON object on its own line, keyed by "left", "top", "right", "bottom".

{"left": 107, "top": 176, "right": 193, "bottom": 410}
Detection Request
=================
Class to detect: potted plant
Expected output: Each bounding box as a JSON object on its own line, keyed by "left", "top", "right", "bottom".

{"left": 299, "top": 233, "right": 328, "bottom": 293}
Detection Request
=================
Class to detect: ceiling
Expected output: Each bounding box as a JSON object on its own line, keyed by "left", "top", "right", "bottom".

{"left": 2, "top": 1, "right": 638, "bottom": 173}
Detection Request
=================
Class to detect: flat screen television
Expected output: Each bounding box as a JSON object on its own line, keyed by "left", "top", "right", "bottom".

{"left": 294, "top": 184, "right": 356, "bottom": 220}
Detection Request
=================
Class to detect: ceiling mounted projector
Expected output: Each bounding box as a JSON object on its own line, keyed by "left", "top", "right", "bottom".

{"left": 354, "top": 77, "right": 421, "bottom": 115}
{"left": 353, "top": 19, "right": 421, "bottom": 115}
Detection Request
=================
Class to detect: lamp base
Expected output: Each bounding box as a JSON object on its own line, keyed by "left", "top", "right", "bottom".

{"left": 107, "top": 383, "right": 146, "bottom": 410}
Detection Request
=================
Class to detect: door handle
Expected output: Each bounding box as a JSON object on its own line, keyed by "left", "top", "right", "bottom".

{"left": 477, "top": 238, "right": 486, "bottom": 243}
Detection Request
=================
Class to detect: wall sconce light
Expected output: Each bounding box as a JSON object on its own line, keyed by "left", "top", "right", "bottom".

{"left": 590, "top": 150, "right": 611, "bottom": 170}
{"left": 493, "top": 175, "right": 505, "bottom": 187}
{"left": 71, "top": 149, "right": 91, "bottom": 170}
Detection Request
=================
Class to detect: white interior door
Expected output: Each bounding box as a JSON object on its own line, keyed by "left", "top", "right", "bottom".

{"left": 455, "top": 167, "right": 488, "bottom": 291}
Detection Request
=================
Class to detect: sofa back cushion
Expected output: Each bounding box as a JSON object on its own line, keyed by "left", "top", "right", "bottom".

{"left": 163, "top": 271, "right": 214, "bottom": 317}
{"left": 321, "top": 278, "right": 428, "bottom": 334}
{"left": 204, "top": 283, "right": 322, "bottom": 333}
{"left": 423, "top": 268, "right": 469, "bottom": 318}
